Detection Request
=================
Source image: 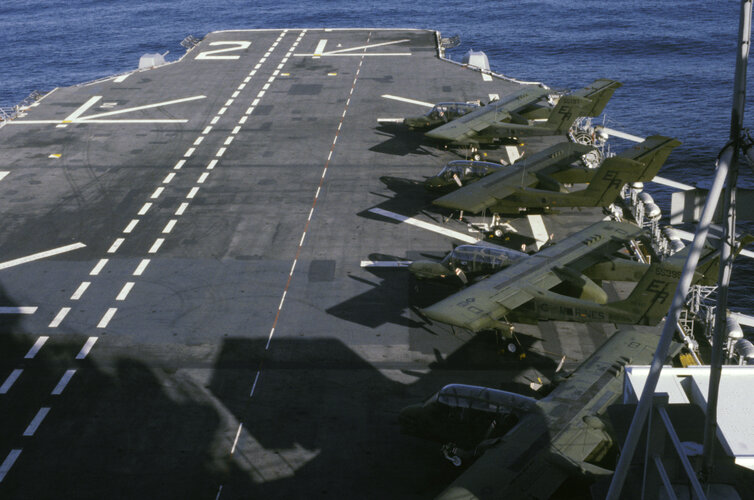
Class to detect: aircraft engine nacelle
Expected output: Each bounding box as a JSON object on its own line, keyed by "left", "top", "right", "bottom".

{"left": 554, "top": 267, "right": 608, "bottom": 304}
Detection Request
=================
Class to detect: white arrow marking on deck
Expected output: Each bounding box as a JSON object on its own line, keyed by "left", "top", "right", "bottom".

{"left": 380, "top": 94, "right": 435, "bottom": 108}
{"left": 368, "top": 207, "right": 479, "bottom": 244}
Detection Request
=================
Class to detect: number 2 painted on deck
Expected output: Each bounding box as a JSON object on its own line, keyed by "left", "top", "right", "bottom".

{"left": 196, "top": 41, "right": 251, "bottom": 60}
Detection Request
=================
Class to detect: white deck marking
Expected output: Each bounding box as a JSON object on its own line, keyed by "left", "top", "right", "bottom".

{"left": 51, "top": 370, "right": 76, "bottom": 394}
{"left": 90, "top": 259, "right": 108, "bottom": 276}
{"left": 380, "top": 94, "right": 435, "bottom": 108}
{"left": 211, "top": 116, "right": 219, "bottom": 125}
{"left": 218, "top": 107, "right": 227, "bottom": 115}
{"left": 216, "top": 147, "right": 227, "bottom": 157}
{"left": 113, "top": 73, "right": 130, "bottom": 83}
{"left": 193, "top": 136, "right": 204, "bottom": 146}
{"left": 0, "top": 370, "right": 22, "bottom": 394}
{"left": 76, "top": 337, "right": 98, "bottom": 359}
{"left": 0, "top": 450, "right": 22, "bottom": 482}
{"left": 0, "top": 242, "right": 86, "bottom": 270}
{"left": 48, "top": 307, "right": 71, "bottom": 328}
{"left": 123, "top": 219, "right": 139, "bottom": 233}
{"left": 162, "top": 220, "right": 177, "bottom": 233}
{"left": 360, "top": 260, "right": 412, "bottom": 268}
{"left": 175, "top": 202, "right": 189, "bottom": 215}
{"left": 151, "top": 186, "right": 165, "bottom": 199}
{"left": 23, "top": 407, "right": 50, "bottom": 436}
{"left": 148, "top": 238, "right": 165, "bottom": 254}
{"left": 63, "top": 96, "right": 102, "bottom": 122}
{"left": 651, "top": 176, "right": 695, "bottom": 191}
{"left": 78, "top": 95, "right": 206, "bottom": 121}
{"left": 0, "top": 172, "right": 9, "bottom": 182}
{"left": 133, "top": 259, "right": 150, "bottom": 276}
{"left": 239, "top": 116, "right": 248, "bottom": 124}
{"left": 252, "top": 98, "right": 260, "bottom": 106}
{"left": 187, "top": 187, "right": 199, "bottom": 199}
{"left": 71, "top": 281, "right": 90, "bottom": 300}
{"left": 313, "top": 39, "right": 328, "bottom": 57}
{"left": 224, "top": 136, "right": 234, "bottom": 146}
{"left": 0, "top": 307, "right": 37, "bottom": 314}
{"left": 207, "top": 159, "right": 218, "bottom": 170}
{"left": 262, "top": 83, "right": 271, "bottom": 91}
{"left": 116, "top": 282, "right": 135, "bottom": 301}
{"left": 482, "top": 72, "right": 493, "bottom": 82}
{"left": 232, "top": 126, "right": 241, "bottom": 135}
{"left": 25, "top": 337, "right": 48, "bottom": 359}
{"left": 203, "top": 126, "right": 213, "bottom": 135}
{"left": 107, "top": 238, "right": 125, "bottom": 254}
{"left": 368, "top": 208, "right": 478, "bottom": 243}
{"left": 163, "top": 172, "right": 176, "bottom": 184}
{"left": 138, "top": 202, "right": 152, "bottom": 215}
{"left": 225, "top": 99, "right": 234, "bottom": 106}
{"left": 184, "top": 147, "right": 196, "bottom": 157}
{"left": 197, "top": 172, "right": 209, "bottom": 184}
{"left": 231, "top": 423, "right": 243, "bottom": 454}
{"left": 97, "top": 308, "right": 117, "bottom": 329}
{"left": 488, "top": 93, "right": 500, "bottom": 101}
{"left": 527, "top": 214, "right": 549, "bottom": 249}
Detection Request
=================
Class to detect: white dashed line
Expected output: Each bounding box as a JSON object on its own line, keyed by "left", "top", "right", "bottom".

{"left": 193, "top": 137, "right": 204, "bottom": 146}
{"left": 97, "top": 308, "right": 117, "bottom": 328}
{"left": 0, "top": 370, "right": 23, "bottom": 394}
{"left": 138, "top": 202, "right": 152, "bottom": 215}
{"left": 133, "top": 259, "right": 150, "bottom": 276}
{"left": 232, "top": 126, "right": 241, "bottom": 135}
{"left": 107, "top": 238, "right": 125, "bottom": 254}
{"left": 90, "top": 258, "right": 108, "bottom": 276}
{"left": 216, "top": 148, "right": 226, "bottom": 157}
{"left": 218, "top": 107, "right": 227, "bottom": 115}
{"left": 197, "top": 172, "right": 209, "bottom": 184}
{"left": 245, "top": 107, "right": 254, "bottom": 115}
{"left": 175, "top": 202, "right": 189, "bottom": 215}
{"left": 71, "top": 281, "right": 90, "bottom": 300}
{"left": 238, "top": 83, "right": 246, "bottom": 90}
{"left": 224, "top": 136, "right": 234, "bottom": 146}
{"left": 0, "top": 450, "right": 22, "bottom": 483}
{"left": 239, "top": 116, "right": 248, "bottom": 124}
{"left": 207, "top": 159, "right": 218, "bottom": 170}
{"left": 174, "top": 160, "right": 186, "bottom": 170}
{"left": 258, "top": 91, "right": 266, "bottom": 98}
{"left": 24, "top": 336, "right": 48, "bottom": 359}
{"left": 48, "top": 307, "right": 71, "bottom": 328}
{"left": 252, "top": 98, "right": 260, "bottom": 106}
{"left": 225, "top": 99, "right": 234, "bottom": 107}
{"left": 151, "top": 187, "right": 164, "bottom": 199}
{"left": 123, "top": 219, "right": 139, "bottom": 233}
{"left": 203, "top": 126, "right": 213, "bottom": 135}
{"left": 76, "top": 337, "right": 98, "bottom": 359}
{"left": 187, "top": 187, "right": 199, "bottom": 199}
{"left": 116, "top": 282, "right": 135, "bottom": 301}
{"left": 148, "top": 238, "right": 165, "bottom": 253}
{"left": 51, "top": 370, "right": 76, "bottom": 395}
{"left": 211, "top": 116, "right": 220, "bottom": 125}
{"left": 23, "top": 407, "right": 50, "bottom": 436}
{"left": 162, "top": 219, "right": 177, "bottom": 233}
{"left": 163, "top": 172, "right": 176, "bottom": 184}
{"left": 184, "top": 147, "right": 196, "bottom": 158}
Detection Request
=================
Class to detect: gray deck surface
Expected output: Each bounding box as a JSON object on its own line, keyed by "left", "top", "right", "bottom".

{"left": 0, "top": 29, "right": 621, "bottom": 499}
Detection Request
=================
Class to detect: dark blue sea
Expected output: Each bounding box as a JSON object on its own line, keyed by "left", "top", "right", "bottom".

{"left": 2, "top": 0, "right": 753, "bottom": 314}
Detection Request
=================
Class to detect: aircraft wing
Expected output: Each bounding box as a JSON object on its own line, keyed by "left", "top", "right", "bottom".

{"left": 425, "top": 86, "right": 549, "bottom": 142}
{"left": 432, "top": 142, "right": 594, "bottom": 213}
{"left": 421, "top": 221, "right": 643, "bottom": 332}
{"left": 435, "top": 327, "right": 670, "bottom": 500}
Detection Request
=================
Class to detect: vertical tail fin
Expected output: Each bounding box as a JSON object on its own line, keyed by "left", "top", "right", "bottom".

{"left": 570, "top": 79, "right": 623, "bottom": 117}
{"left": 572, "top": 156, "right": 645, "bottom": 206}
{"left": 546, "top": 95, "right": 591, "bottom": 134}
{"left": 617, "top": 135, "right": 682, "bottom": 182}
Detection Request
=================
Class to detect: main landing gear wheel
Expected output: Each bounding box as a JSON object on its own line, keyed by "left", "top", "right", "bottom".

{"left": 490, "top": 225, "right": 506, "bottom": 238}
{"left": 507, "top": 342, "right": 517, "bottom": 353}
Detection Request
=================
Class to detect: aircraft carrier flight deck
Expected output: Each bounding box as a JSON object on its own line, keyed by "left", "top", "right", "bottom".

{"left": 0, "top": 29, "right": 633, "bottom": 498}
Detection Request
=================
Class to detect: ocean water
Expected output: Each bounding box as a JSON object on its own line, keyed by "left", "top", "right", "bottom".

{"left": 1, "top": 0, "right": 753, "bottom": 313}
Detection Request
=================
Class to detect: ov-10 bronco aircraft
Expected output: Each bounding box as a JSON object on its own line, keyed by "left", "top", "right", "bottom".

{"left": 429, "top": 135, "right": 681, "bottom": 215}
{"left": 419, "top": 220, "right": 723, "bottom": 351}
{"left": 399, "top": 327, "right": 680, "bottom": 500}
{"left": 419, "top": 78, "right": 622, "bottom": 146}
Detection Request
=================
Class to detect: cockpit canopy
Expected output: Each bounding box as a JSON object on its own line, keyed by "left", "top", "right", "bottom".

{"left": 427, "top": 384, "right": 538, "bottom": 415}
{"left": 441, "top": 244, "right": 526, "bottom": 274}
{"left": 436, "top": 160, "right": 500, "bottom": 182}
{"left": 424, "top": 102, "right": 479, "bottom": 123}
